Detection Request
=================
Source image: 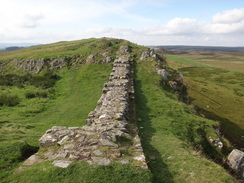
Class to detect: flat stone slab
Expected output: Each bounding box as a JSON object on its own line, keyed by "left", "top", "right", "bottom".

{"left": 52, "top": 160, "right": 73, "bottom": 168}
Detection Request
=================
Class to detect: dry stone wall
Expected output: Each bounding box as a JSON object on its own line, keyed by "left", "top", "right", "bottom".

{"left": 17, "top": 46, "right": 147, "bottom": 172}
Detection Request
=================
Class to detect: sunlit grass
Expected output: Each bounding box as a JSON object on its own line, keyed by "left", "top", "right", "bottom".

{"left": 134, "top": 60, "right": 236, "bottom": 183}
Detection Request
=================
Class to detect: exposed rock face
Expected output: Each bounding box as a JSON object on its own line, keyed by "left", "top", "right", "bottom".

{"left": 86, "top": 54, "right": 95, "bottom": 64}
{"left": 228, "top": 149, "right": 244, "bottom": 181}
{"left": 14, "top": 57, "right": 68, "bottom": 73}
{"left": 157, "top": 69, "right": 167, "bottom": 82}
{"left": 17, "top": 46, "right": 147, "bottom": 171}
{"left": 140, "top": 48, "right": 156, "bottom": 61}
{"left": 140, "top": 48, "right": 166, "bottom": 62}
{"left": 157, "top": 67, "right": 189, "bottom": 104}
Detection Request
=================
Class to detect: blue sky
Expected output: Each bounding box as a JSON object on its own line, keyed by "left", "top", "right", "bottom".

{"left": 0, "top": 0, "right": 243, "bottom": 46}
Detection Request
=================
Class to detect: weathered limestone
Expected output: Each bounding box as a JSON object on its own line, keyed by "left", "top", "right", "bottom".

{"left": 17, "top": 46, "right": 147, "bottom": 171}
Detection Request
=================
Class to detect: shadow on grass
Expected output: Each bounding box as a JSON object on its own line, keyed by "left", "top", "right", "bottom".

{"left": 198, "top": 107, "right": 244, "bottom": 149}
{"left": 134, "top": 78, "right": 175, "bottom": 183}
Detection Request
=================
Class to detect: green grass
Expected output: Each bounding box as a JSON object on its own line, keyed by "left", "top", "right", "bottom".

{"left": 0, "top": 38, "right": 129, "bottom": 62}
{"left": 135, "top": 60, "right": 237, "bottom": 183}
{"left": 166, "top": 54, "right": 206, "bottom": 69}
{"left": 0, "top": 38, "right": 148, "bottom": 182}
{"left": 5, "top": 162, "right": 152, "bottom": 183}
{"left": 0, "top": 63, "right": 112, "bottom": 181}
{"left": 0, "top": 38, "right": 239, "bottom": 182}
{"left": 167, "top": 54, "right": 244, "bottom": 148}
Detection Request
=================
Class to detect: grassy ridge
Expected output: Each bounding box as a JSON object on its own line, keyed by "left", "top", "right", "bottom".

{"left": 0, "top": 38, "right": 129, "bottom": 62}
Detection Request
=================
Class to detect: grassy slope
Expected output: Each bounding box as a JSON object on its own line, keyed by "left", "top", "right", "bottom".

{"left": 0, "top": 63, "right": 113, "bottom": 180}
{"left": 0, "top": 38, "right": 238, "bottom": 182}
{"left": 0, "top": 38, "right": 153, "bottom": 182}
{"left": 166, "top": 54, "right": 244, "bottom": 148}
{"left": 135, "top": 60, "right": 236, "bottom": 183}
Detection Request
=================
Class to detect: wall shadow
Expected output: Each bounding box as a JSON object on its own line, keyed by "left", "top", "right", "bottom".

{"left": 134, "top": 67, "right": 175, "bottom": 183}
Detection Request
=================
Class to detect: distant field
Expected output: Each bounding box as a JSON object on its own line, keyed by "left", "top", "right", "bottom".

{"left": 175, "top": 51, "right": 244, "bottom": 71}
{"left": 153, "top": 45, "right": 244, "bottom": 52}
{"left": 166, "top": 52, "right": 244, "bottom": 148}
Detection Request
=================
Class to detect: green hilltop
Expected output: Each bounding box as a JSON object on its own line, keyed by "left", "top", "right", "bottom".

{"left": 0, "top": 38, "right": 239, "bottom": 183}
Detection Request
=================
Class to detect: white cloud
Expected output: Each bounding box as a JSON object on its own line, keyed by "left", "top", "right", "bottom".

{"left": 0, "top": 1, "right": 243, "bottom": 46}
{"left": 208, "top": 8, "right": 244, "bottom": 35}
{"left": 147, "top": 18, "right": 202, "bottom": 35}
{"left": 20, "top": 14, "right": 45, "bottom": 28}
{"left": 83, "top": 8, "right": 244, "bottom": 46}
{"left": 212, "top": 8, "right": 244, "bottom": 24}
{"left": 207, "top": 22, "right": 244, "bottom": 34}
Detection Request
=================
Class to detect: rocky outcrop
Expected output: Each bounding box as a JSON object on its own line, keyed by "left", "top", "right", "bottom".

{"left": 139, "top": 48, "right": 188, "bottom": 103}
{"left": 157, "top": 69, "right": 168, "bottom": 82}
{"left": 228, "top": 149, "right": 244, "bottom": 181}
{"left": 140, "top": 48, "right": 156, "bottom": 61}
{"left": 17, "top": 46, "right": 147, "bottom": 172}
{"left": 157, "top": 67, "right": 189, "bottom": 104}
{"left": 14, "top": 56, "right": 75, "bottom": 73}
{"left": 140, "top": 48, "right": 165, "bottom": 62}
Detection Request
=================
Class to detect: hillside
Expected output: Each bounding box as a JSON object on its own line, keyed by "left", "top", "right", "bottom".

{"left": 0, "top": 38, "right": 239, "bottom": 183}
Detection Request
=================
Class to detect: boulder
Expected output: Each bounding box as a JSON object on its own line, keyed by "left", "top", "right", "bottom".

{"left": 149, "top": 49, "right": 156, "bottom": 57}
{"left": 140, "top": 50, "right": 150, "bottom": 61}
{"left": 228, "top": 149, "right": 244, "bottom": 180}
{"left": 157, "top": 69, "right": 168, "bottom": 81}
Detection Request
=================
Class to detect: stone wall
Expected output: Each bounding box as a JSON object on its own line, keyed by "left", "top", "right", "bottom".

{"left": 17, "top": 46, "right": 147, "bottom": 172}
